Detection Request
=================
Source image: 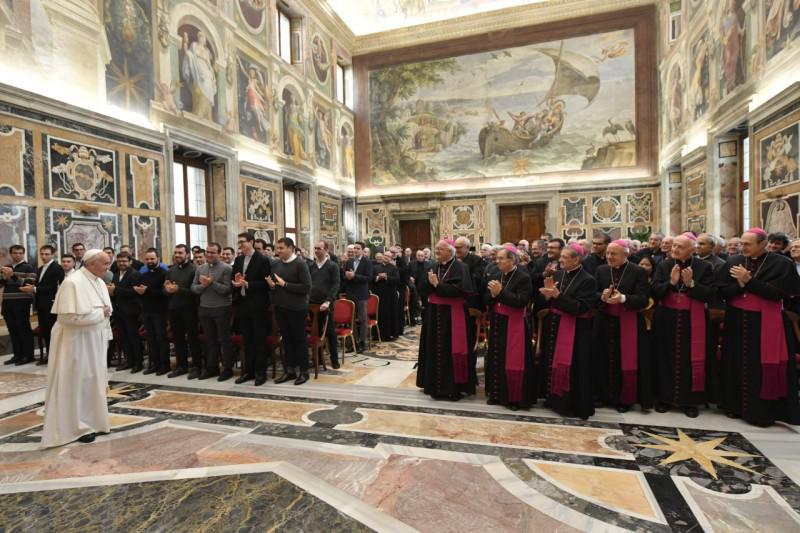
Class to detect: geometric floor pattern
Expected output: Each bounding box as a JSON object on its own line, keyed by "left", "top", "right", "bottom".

{"left": 2, "top": 331, "right": 800, "bottom": 532}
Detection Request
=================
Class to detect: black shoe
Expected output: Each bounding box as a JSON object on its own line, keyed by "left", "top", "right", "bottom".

{"left": 131, "top": 365, "right": 143, "bottom": 374}
{"left": 15, "top": 357, "right": 34, "bottom": 366}
{"left": 294, "top": 373, "right": 309, "bottom": 385}
{"left": 330, "top": 360, "right": 341, "bottom": 369}
{"left": 235, "top": 374, "right": 254, "bottom": 384}
{"left": 156, "top": 368, "right": 170, "bottom": 376}
{"left": 726, "top": 411, "right": 740, "bottom": 419}
{"left": 168, "top": 367, "right": 187, "bottom": 378}
{"left": 509, "top": 404, "right": 519, "bottom": 412}
{"left": 142, "top": 367, "right": 157, "bottom": 375}
{"left": 4, "top": 357, "right": 18, "bottom": 365}
{"left": 486, "top": 398, "right": 498, "bottom": 405}
{"left": 254, "top": 375, "right": 267, "bottom": 386}
{"left": 188, "top": 368, "right": 200, "bottom": 380}
{"left": 275, "top": 373, "right": 297, "bottom": 384}
{"left": 684, "top": 406, "right": 699, "bottom": 418}
{"left": 655, "top": 403, "right": 670, "bottom": 413}
{"left": 36, "top": 358, "right": 48, "bottom": 366}
{"left": 616, "top": 405, "right": 630, "bottom": 413}
{"left": 77, "top": 433, "right": 96, "bottom": 443}
{"left": 117, "top": 363, "right": 132, "bottom": 371}
{"left": 218, "top": 369, "right": 233, "bottom": 382}
{"left": 199, "top": 368, "right": 219, "bottom": 380}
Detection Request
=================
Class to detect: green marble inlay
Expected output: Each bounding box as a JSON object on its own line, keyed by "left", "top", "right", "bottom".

{"left": 0, "top": 472, "right": 374, "bottom": 532}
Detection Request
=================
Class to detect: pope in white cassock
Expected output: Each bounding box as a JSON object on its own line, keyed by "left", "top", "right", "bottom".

{"left": 42, "top": 249, "right": 113, "bottom": 447}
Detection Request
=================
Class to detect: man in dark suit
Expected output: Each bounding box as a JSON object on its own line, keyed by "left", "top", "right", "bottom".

{"left": 109, "top": 251, "right": 143, "bottom": 372}
{"left": 20, "top": 245, "right": 64, "bottom": 364}
{"left": 409, "top": 249, "right": 431, "bottom": 322}
{"left": 231, "top": 232, "right": 272, "bottom": 385}
{"left": 343, "top": 241, "right": 373, "bottom": 351}
{"left": 135, "top": 248, "right": 169, "bottom": 375}
{"left": 1, "top": 245, "right": 36, "bottom": 365}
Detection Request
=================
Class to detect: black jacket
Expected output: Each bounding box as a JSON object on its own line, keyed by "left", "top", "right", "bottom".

{"left": 343, "top": 256, "right": 373, "bottom": 301}
{"left": 0, "top": 261, "right": 35, "bottom": 311}
{"left": 231, "top": 251, "right": 271, "bottom": 314}
{"left": 112, "top": 269, "right": 142, "bottom": 317}
{"left": 164, "top": 261, "right": 198, "bottom": 310}
{"left": 34, "top": 262, "right": 65, "bottom": 310}
{"left": 137, "top": 266, "right": 168, "bottom": 313}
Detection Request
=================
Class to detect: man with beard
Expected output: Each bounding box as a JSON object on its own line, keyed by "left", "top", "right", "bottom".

{"left": 134, "top": 249, "right": 169, "bottom": 375}
{"left": 537, "top": 243, "right": 597, "bottom": 420}
{"left": 652, "top": 234, "right": 715, "bottom": 418}
{"left": 417, "top": 239, "right": 475, "bottom": 400}
{"left": 164, "top": 244, "right": 202, "bottom": 379}
{"left": 593, "top": 240, "right": 652, "bottom": 412}
{"left": 716, "top": 228, "right": 800, "bottom": 427}
{"left": 582, "top": 232, "right": 610, "bottom": 275}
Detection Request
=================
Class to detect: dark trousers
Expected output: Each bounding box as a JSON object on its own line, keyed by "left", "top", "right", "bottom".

{"left": 276, "top": 307, "right": 309, "bottom": 373}
{"left": 199, "top": 306, "right": 232, "bottom": 372}
{"left": 35, "top": 302, "right": 56, "bottom": 355}
{"left": 169, "top": 307, "right": 202, "bottom": 369}
{"left": 115, "top": 313, "right": 142, "bottom": 367}
{"left": 355, "top": 299, "right": 368, "bottom": 347}
{"left": 236, "top": 304, "right": 269, "bottom": 377}
{"left": 2, "top": 301, "right": 33, "bottom": 361}
{"left": 318, "top": 306, "right": 338, "bottom": 364}
{"left": 141, "top": 311, "right": 169, "bottom": 371}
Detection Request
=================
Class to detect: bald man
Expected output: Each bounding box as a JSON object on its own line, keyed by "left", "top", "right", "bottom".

{"left": 696, "top": 234, "right": 725, "bottom": 272}
{"left": 417, "top": 240, "right": 476, "bottom": 400}
{"left": 716, "top": 228, "right": 800, "bottom": 427}
{"left": 593, "top": 240, "right": 652, "bottom": 412}
{"left": 652, "top": 234, "right": 716, "bottom": 418}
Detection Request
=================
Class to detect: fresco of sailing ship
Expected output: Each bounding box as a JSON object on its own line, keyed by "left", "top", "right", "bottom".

{"left": 368, "top": 28, "right": 636, "bottom": 186}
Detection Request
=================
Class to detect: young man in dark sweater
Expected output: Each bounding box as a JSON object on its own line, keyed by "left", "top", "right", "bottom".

{"left": 134, "top": 248, "right": 169, "bottom": 375}
{"left": 164, "top": 244, "right": 202, "bottom": 379}
{"left": 309, "top": 240, "right": 340, "bottom": 368}
{"left": 267, "top": 237, "right": 312, "bottom": 385}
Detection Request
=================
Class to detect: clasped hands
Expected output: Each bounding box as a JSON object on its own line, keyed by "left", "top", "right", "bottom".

{"left": 670, "top": 265, "right": 694, "bottom": 287}
{"left": 265, "top": 273, "right": 286, "bottom": 288}
{"left": 427, "top": 271, "right": 439, "bottom": 288}
{"left": 729, "top": 265, "right": 752, "bottom": 288}
{"left": 231, "top": 272, "right": 248, "bottom": 289}
{"left": 601, "top": 284, "right": 624, "bottom": 304}
{"left": 538, "top": 276, "right": 560, "bottom": 300}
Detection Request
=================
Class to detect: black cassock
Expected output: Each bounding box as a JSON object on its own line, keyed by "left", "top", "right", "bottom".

{"left": 483, "top": 267, "right": 535, "bottom": 408}
{"left": 716, "top": 252, "right": 800, "bottom": 426}
{"left": 417, "top": 257, "right": 476, "bottom": 398}
{"left": 593, "top": 262, "right": 653, "bottom": 409}
{"left": 538, "top": 267, "right": 597, "bottom": 419}
{"left": 372, "top": 263, "right": 402, "bottom": 340}
{"left": 651, "top": 257, "right": 715, "bottom": 408}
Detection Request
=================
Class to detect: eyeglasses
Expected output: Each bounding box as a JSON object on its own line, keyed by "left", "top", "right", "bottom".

{"left": 237, "top": 241, "right": 247, "bottom": 245}
{"left": 313, "top": 247, "right": 324, "bottom": 250}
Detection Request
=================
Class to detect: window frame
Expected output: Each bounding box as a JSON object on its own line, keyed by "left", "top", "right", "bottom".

{"left": 277, "top": 7, "right": 292, "bottom": 64}
{"left": 173, "top": 155, "right": 212, "bottom": 249}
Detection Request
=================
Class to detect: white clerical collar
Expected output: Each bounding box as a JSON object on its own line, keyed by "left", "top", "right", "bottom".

{"left": 283, "top": 253, "right": 297, "bottom": 263}
{"left": 315, "top": 256, "right": 328, "bottom": 268}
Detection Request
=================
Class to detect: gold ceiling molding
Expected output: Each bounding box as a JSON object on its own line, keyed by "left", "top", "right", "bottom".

{"left": 345, "top": 0, "right": 657, "bottom": 55}
{"left": 298, "top": 0, "right": 356, "bottom": 52}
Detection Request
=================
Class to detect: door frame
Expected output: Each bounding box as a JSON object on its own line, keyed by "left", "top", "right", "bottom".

{"left": 487, "top": 192, "right": 558, "bottom": 243}
{"left": 389, "top": 210, "right": 439, "bottom": 248}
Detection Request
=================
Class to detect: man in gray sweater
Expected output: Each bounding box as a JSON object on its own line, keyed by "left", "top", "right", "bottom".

{"left": 267, "top": 237, "right": 312, "bottom": 385}
{"left": 191, "top": 242, "right": 233, "bottom": 381}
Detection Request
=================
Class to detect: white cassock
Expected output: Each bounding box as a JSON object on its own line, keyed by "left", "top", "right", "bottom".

{"left": 41, "top": 268, "right": 112, "bottom": 447}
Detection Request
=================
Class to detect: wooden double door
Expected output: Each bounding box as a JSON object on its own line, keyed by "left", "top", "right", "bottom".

{"left": 399, "top": 219, "right": 431, "bottom": 251}
{"left": 499, "top": 204, "right": 546, "bottom": 244}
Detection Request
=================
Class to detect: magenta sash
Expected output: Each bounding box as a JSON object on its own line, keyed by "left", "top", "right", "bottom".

{"left": 494, "top": 302, "right": 526, "bottom": 402}
{"left": 729, "top": 294, "right": 788, "bottom": 400}
{"left": 661, "top": 292, "right": 706, "bottom": 392}
{"left": 603, "top": 303, "right": 638, "bottom": 405}
{"left": 429, "top": 294, "right": 469, "bottom": 384}
{"left": 550, "top": 308, "right": 592, "bottom": 396}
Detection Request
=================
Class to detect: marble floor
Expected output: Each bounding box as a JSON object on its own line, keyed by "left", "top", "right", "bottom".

{"left": 2, "top": 332, "right": 800, "bottom": 532}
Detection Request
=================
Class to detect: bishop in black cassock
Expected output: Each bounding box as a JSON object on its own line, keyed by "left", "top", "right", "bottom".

{"left": 716, "top": 228, "right": 800, "bottom": 427}
{"left": 593, "top": 240, "right": 653, "bottom": 412}
{"left": 483, "top": 247, "right": 534, "bottom": 410}
{"left": 417, "top": 240, "right": 476, "bottom": 400}
{"left": 538, "top": 243, "right": 597, "bottom": 420}
{"left": 651, "top": 234, "right": 716, "bottom": 418}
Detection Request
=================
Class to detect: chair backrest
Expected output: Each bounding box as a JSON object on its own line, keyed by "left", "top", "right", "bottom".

{"left": 367, "top": 293, "right": 379, "bottom": 317}
{"left": 404, "top": 286, "right": 410, "bottom": 306}
{"left": 333, "top": 298, "right": 355, "bottom": 326}
{"left": 307, "top": 304, "right": 329, "bottom": 342}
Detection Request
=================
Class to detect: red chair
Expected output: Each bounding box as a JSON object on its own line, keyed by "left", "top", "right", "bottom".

{"left": 366, "top": 293, "right": 380, "bottom": 349}
{"left": 333, "top": 298, "right": 356, "bottom": 363}
{"left": 31, "top": 326, "right": 47, "bottom": 365}
{"left": 307, "top": 304, "right": 330, "bottom": 378}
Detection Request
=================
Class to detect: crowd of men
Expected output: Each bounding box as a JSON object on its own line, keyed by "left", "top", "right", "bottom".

{"left": 416, "top": 229, "right": 800, "bottom": 428}
{"left": 4, "top": 228, "right": 800, "bottom": 428}
{"left": 1, "top": 235, "right": 417, "bottom": 389}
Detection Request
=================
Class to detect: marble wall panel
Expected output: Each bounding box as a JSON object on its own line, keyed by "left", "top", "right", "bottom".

{"left": 128, "top": 215, "right": 161, "bottom": 260}
{"left": 46, "top": 135, "right": 118, "bottom": 206}
{"left": 126, "top": 155, "right": 160, "bottom": 210}
{"left": 359, "top": 205, "right": 387, "bottom": 248}
{"left": 557, "top": 187, "right": 659, "bottom": 241}
{"left": 683, "top": 160, "right": 707, "bottom": 233}
{"left": 45, "top": 208, "right": 121, "bottom": 256}
{"left": 0, "top": 125, "right": 34, "bottom": 197}
{"left": 438, "top": 199, "right": 487, "bottom": 244}
{"left": 0, "top": 204, "right": 36, "bottom": 264}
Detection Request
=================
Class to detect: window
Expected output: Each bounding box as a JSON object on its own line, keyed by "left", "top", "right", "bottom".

{"left": 278, "top": 8, "right": 292, "bottom": 63}
{"left": 336, "top": 61, "right": 352, "bottom": 108}
{"left": 283, "top": 186, "right": 298, "bottom": 243}
{"left": 668, "top": 1, "right": 681, "bottom": 42}
{"left": 173, "top": 158, "right": 211, "bottom": 249}
{"left": 740, "top": 136, "right": 750, "bottom": 232}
